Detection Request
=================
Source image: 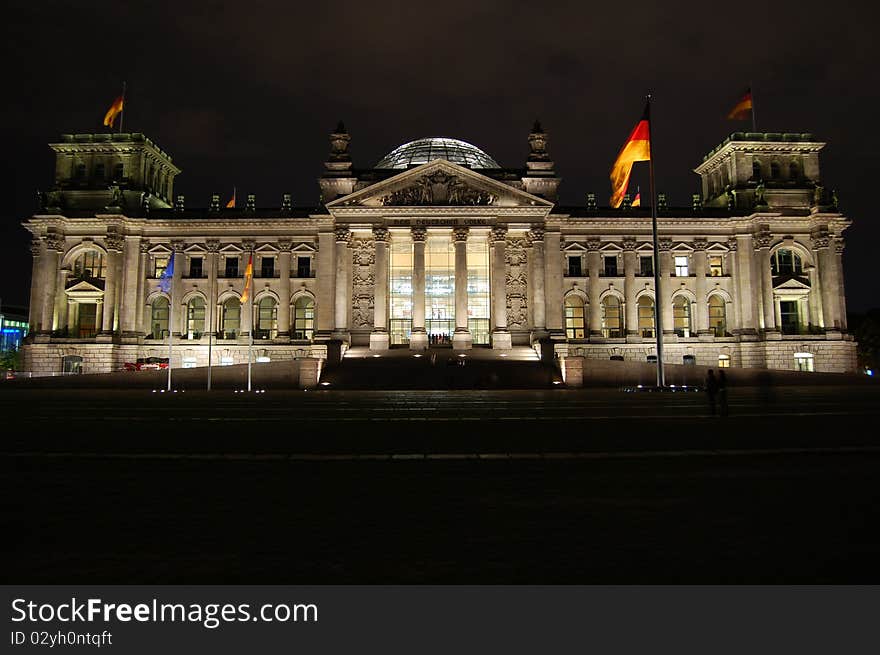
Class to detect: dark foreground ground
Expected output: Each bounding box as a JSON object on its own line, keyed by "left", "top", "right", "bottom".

{"left": 2, "top": 384, "right": 879, "bottom": 582}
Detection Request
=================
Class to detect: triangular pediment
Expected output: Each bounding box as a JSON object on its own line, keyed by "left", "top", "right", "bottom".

{"left": 326, "top": 159, "right": 553, "bottom": 210}
{"left": 774, "top": 277, "right": 811, "bottom": 291}
{"left": 65, "top": 278, "right": 105, "bottom": 300}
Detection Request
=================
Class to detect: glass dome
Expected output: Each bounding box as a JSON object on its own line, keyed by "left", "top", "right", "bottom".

{"left": 376, "top": 137, "right": 500, "bottom": 169}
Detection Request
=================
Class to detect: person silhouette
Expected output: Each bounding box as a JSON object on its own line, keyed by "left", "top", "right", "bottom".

{"left": 717, "top": 369, "right": 728, "bottom": 417}
{"left": 705, "top": 369, "right": 718, "bottom": 416}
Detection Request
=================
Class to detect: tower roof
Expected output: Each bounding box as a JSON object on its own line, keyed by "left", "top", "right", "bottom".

{"left": 375, "top": 137, "right": 500, "bottom": 169}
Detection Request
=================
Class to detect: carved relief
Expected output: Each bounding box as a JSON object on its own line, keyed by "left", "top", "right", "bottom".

{"left": 529, "top": 226, "right": 545, "bottom": 244}
{"left": 276, "top": 240, "right": 292, "bottom": 252}
{"left": 334, "top": 227, "right": 352, "bottom": 244}
{"left": 350, "top": 238, "right": 375, "bottom": 329}
{"left": 657, "top": 238, "right": 673, "bottom": 252}
{"left": 372, "top": 227, "right": 390, "bottom": 243}
{"left": 205, "top": 239, "right": 220, "bottom": 253}
{"left": 622, "top": 236, "right": 638, "bottom": 251}
{"left": 104, "top": 233, "right": 124, "bottom": 253}
{"left": 692, "top": 238, "right": 708, "bottom": 251}
{"left": 381, "top": 171, "right": 496, "bottom": 206}
{"left": 491, "top": 225, "right": 508, "bottom": 242}
{"left": 585, "top": 238, "right": 601, "bottom": 252}
{"left": 30, "top": 239, "right": 42, "bottom": 257}
{"left": 45, "top": 233, "right": 66, "bottom": 253}
{"left": 505, "top": 238, "right": 529, "bottom": 329}
{"left": 727, "top": 238, "right": 738, "bottom": 252}
{"left": 411, "top": 227, "right": 427, "bottom": 242}
{"left": 452, "top": 226, "right": 469, "bottom": 242}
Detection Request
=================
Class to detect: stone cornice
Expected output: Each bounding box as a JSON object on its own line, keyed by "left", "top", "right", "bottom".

{"left": 328, "top": 205, "right": 551, "bottom": 219}
{"left": 693, "top": 139, "right": 826, "bottom": 175}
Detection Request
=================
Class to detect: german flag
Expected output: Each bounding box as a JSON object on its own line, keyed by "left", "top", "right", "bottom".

{"left": 240, "top": 253, "right": 254, "bottom": 303}
{"left": 727, "top": 88, "right": 753, "bottom": 120}
{"left": 225, "top": 188, "right": 236, "bottom": 208}
{"left": 103, "top": 95, "right": 124, "bottom": 128}
{"left": 610, "top": 103, "right": 651, "bottom": 209}
{"left": 632, "top": 188, "right": 641, "bottom": 207}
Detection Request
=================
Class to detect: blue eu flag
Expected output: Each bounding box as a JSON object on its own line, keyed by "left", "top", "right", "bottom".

{"left": 158, "top": 255, "right": 174, "bottom": 293}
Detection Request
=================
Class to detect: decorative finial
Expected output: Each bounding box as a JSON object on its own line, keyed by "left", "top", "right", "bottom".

{"left": 532, "top": 119, "right": 544, "bottom": 134}
{"left": 335, "top": 121, "right": 347, "bottom": 134}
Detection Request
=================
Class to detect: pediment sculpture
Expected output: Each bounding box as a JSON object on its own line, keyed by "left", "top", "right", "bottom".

{"left": 381, "top": 171, "right": 496, "bottom": 206}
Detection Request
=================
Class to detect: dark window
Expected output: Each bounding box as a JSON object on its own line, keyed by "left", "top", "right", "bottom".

{"left": 567, "top": 256, "right": 582, "bottom": 277}
{"left": 683, "top": 354, "right": 696, "bottom": 365}
{"left": 260, "top": 256, "right": 275, "bottom": 278}
{"left": 75, "top": 163, "right": 87, "bottom": 180}
{"left": 639, "top": 256, "right": 653, "bottom": 276}
{"left": 752, "top": 161, "right": 762, "bottom": 180}
{"left": 296, "top": 256, "right": 311, "bottom": 278}
{"left": 225, "top": 256, "right": 239, "bottom": 278}
{"left": 113, "top": 163, "right": 124, "bottom": 181}
{"left": 189, "top": 257, "right": 203, "bottom": 278}
{"left": 94, "top": 163, "right": 105, "bottom": 181}
{"left": 603, "top": 256, "right": 618, "bottom": 276}
{"left": 780, "top": 300, "right": 800, "bottom": 334}
{"left": 770, "top": 162, "right": 780, "bottom": 179}
{"left": 789, "top": 161, "right": 799, "bottom": 180}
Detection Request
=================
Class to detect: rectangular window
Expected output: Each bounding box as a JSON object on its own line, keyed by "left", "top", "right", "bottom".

{"left": 603, "top": 256, "right": 618, "bottom": 276}
{"left": 296, "top": 256, "right": 311, "bottom": 278}
{"left": 674, "top": 255, "right": 689, "bottom": 277}
{"left": 718, "top": 354, "right": 731, "bottom": 368}
{"left": 794, "top": 353, "right": 814, "bottom": 372}
{"left": 153, "top": 256, "right": 169, "bottom": 278}
{"left": 425, "top": 235, "right": 454, "bottom": 345}
{"left": 260, "top": 256, "right": 275, "bottom": 278}
{"left": 224, "top": 256, "right": 239, "bottom": 278}
{"left": 780, "top": 300, "right": 800, "bottom": 335}
{"left": 708, "top": 255, "right": 723, "bottom": 276}
{"left": 467, "top": 237, "right": 490, "bottom": 345}
{"left": 567, "top": 256, "right": 582, "bottom": 277}
{"left": 188, "top": 257, "right": 203, "bottom": 278}
{"left": 390, "top": 237, "right": 413, "bottom": 346}
{"left": 639, "top": 256, "right": 653, "bottom": 277}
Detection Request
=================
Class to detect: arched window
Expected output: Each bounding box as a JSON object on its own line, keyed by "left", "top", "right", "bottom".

{"left": 637, "top": 296, "right": 655, "bottom": 338}
{"left": 221, "top": 297, "right": 240, "bottom": 339}
{"left": 789, "top": 161, "right": 799, "bottom": 180}
{"left": 673, "top": 296, "right": 692, "bottom": 337}
{"left": 770, "top": 161, "right": 781, "bottom": 179}
{"left": 564, "top": 295, "right": 586, "bottom": 340}
{"left": 72, "top": 250, "right": 106, "bottom": 280}
{"left": 770, "top": 249, "right": 803, "bottom": 276}
{"left": 602, "top": 296, "right": 623, "bottom": 338}
{"left": 752, "top": 160, "right": 762, "bottom": 180}
{"left": 256, "top": 297, "right": 277, "bottom": 339}
{"left": 150, "top": 297, "right": 169, "bottom": 339}
{"left": 293, "top": 296, "right": 315, "bottom": 340}
{"left": 708, "top": 295, "right": 727, "bottom": 337}
{"left": 186, "top": 297, "right": 205, "bottom": 339}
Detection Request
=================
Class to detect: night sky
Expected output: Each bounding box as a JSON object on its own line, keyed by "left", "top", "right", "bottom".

{"left": 2, "top": 0, "right": 876, "bottom": 312}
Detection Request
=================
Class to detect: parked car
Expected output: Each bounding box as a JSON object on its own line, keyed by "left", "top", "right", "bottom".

{"left": 123, "top": 357, "right": 169, "bottom": 371}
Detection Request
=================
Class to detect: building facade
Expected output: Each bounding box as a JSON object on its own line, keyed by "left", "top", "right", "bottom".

{"left": 21, "top": 123, "right": 857, "bottom": 375}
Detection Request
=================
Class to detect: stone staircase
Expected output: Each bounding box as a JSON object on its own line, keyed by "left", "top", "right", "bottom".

{"left": 321, "top": 347, "right": 560, "bottom": 390}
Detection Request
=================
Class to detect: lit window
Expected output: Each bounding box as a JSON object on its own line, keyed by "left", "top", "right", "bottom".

{"left": 708, "top": 255, "right": 723, "bottom": 276}
{"left": 294, "top": 296, "right": 315, "bottom": 340}
{"left": 153, "top": 255, "right": 169, "bottom": 278}
{"left": 221, "top": 298, "right": 240, "bottom": 339}
{"left": 708, "top": 295, "right": 727, "bottom": 337}
{"left": 564, "top": 295, "right": 585, "bottom": 339}
{"left": 186, "top": 297, "right": 206, "bottom": 339}
{"left": 674, "top": 255, "right": 689, "bottom": 277}
{"left": 637, "top": 296, "right": 654, "bottom": 337}
{"left": 601, "top": 296, "right": 623, "bottom": 338}
{"left": 673, "top": 296, "right": 691, "bottom": 337}
{"left": 718, "top": 354, "right": 731, "bottom": 368}
{"left": 257, "top": 297, "right": 278, "bottom": 339}
{"left": 183, "top": 357, "right": 197, "bottom": 369}
{"left": 794, "top": 352, "right": 814, "bottom": 372}
{"left": 150, "top": 297, "right": 169, "bottom": 339}
{"left": 72, "top": 250, "right": 106, "bottom": 280}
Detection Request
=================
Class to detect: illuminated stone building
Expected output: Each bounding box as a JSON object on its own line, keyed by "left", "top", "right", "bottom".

{"left": 21, "top": 123, "right": 856, "bottom": 375}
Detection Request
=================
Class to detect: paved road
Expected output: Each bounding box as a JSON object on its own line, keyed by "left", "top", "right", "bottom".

{"left": 2, "top": 385, "right": 879, "bottom": 583}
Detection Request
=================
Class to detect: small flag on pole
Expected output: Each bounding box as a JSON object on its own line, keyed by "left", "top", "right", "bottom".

{"left": 240, "top": 253, "right": 254, "bottom": 303}
{"left": 103, "top": 95, "right": 125, "bottom": 129}
{"left": 632, "top": 187, "right": 641, "bottom": 207}
{"left": 158, "top": 255, "right": 174, "bottom": 293}
{"left": 225, "top": 188, "right": 236, "bottom": 209}
{"left": 727, "top": 88, "right": 753, "bottom": 121}
{"left": 610, "top": 103, "right": 651, "bottom": 209}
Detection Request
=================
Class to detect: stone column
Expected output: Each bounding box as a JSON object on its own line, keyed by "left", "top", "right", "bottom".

{"left": 39, "top": 234, "right": 63, "bottom": 334}
{"left": 135, "top": 240, "right": 149, "bottom": 336}
{"left": 658, "top": 239, "right": 674, "bottom": 336}
{"left": 813, "top": 232, "right": 839, "bottom": 332}
{"left": 119, "top": 236, "right": 141, "bottom": 339}
{"left": 490, "top": 225, "right": 511, "bottom": 349}
{"left": 277, "top": 240, "right": 292, "bottom": 339}
{"left": 529, "top": 227, "right": 546, "bottom": 337}
{"left": 693, "top": 239, "right": 710, "bottom": 335}
{"left": 834, "top": 239, "right": 848, "bottom": 332}
{"left": 315, "top": 231, "right": 336, "bottom": 340}
{"left": 28, "top": 239, "right": 43, "bottom": 332}
{"left": 754, "top": 231, "right": 777, "bottom": 333}
{"left": 206, "top": 240, "right": 220, "bottom": 338}
{"left": 66, "top": 300, "right": 77, "bottom": 334}
{"left": 170, "top": 241, "right": 185, "bottom": 337}
{"left": 370, "top": 227, "right": 391, "bottom": 350}
{"left": 452, "top": 226, "right": 472, "bottom": 350}
{"left": 333, "top": 226, "right": 352, "bottom": 342}
{"left": 735, "top": 234, "right": 757, "bottom": 335}
{"left": 544, "top": 231, "right": 564, "bottom": 338}
{"left": 100, "top": 235, "right": 122, "bottom": 336}
{"left": 726, "top": 238, "right": 741, "bottom": 333}
{"left": 586, "top": 239, "right": 602, "bottom": 337}
{"left": 410, "top": 227, "right": 428, "bottom": 350}
{"left": 94, "top": 300, "right": 103, "bottom": 335}
{"left": 240, "top": 243, "right": 253, "bottom": 339}
{"left": 55, "top": 268, "right": 70, "bottom": 335}
{"left": 623, "top": 237, "right": 638, "bottom": 339}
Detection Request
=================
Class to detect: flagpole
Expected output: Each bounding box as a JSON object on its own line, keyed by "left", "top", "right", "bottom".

{"left": 167, "top": 299, "right": 173, "bottom": 391}
{"left": 247, "top": 269, "right": 253, "bottom": 392}
{"left": 207, "top": 263, "right": 214, "bottom": 392}
{"left": 646, "top": 94, "right": 665, "bottom": 388}
{"left": 118, "top": 81, "right": 126, "bottom": 134}
{"left": 750, "top": 81, "right": 757, "bottom": 132}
